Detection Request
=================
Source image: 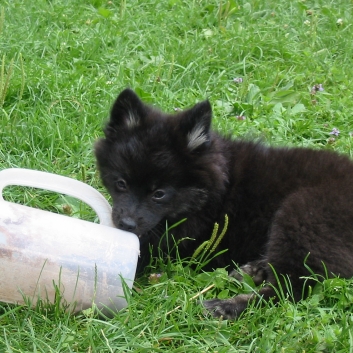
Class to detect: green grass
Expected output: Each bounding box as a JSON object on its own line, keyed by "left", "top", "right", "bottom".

{"left": 1, "top": 0, "right": 353, "bottom": 351}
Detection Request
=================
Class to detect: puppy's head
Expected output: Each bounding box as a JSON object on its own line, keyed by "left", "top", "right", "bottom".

{"left": 95, "top": 89, "right": 226, "bottom": 239}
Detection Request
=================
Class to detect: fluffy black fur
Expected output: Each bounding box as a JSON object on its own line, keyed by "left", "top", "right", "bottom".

{"left": 95, "top": 88, "right": 353, "bottom": 319}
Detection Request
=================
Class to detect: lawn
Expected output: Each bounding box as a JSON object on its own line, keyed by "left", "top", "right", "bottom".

{"left": 1, "top": 0, "right": 353, "bottom": 351}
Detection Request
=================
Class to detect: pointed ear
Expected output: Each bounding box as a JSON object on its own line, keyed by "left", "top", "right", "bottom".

{"left": 104, "top": 88, "right": 146, "bottom": 138}
{"left": 179, "top": 100, "right": 212, "bottom": 151}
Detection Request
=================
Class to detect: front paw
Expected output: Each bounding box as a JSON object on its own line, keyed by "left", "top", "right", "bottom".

{"left": 203, "top": 294, "right": 251, "bottom": 319}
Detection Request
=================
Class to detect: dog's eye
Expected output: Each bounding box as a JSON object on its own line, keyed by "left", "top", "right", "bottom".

{"left": 153, "top": 190, "right": 165, "bottom": 200}
{"left": 116, "top": 179, "right": 127, "bottom": 190}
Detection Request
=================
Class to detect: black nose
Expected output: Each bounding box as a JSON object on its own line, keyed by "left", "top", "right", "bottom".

{"left": 118, "top": 217, "right": 137, "bottom": 232}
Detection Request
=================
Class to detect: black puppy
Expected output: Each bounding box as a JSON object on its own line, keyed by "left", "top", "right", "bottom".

{"left": 95, "top": 88, "right": 353, "bottom": 319}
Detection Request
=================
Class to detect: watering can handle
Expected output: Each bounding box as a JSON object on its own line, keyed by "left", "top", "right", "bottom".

{"left": 0, "top": 168, "right": 114, "bottom": 227}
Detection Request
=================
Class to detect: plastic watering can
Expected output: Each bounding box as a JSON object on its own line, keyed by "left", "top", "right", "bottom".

{"left": 0, "top": 168, "right": 139, "bottom": 315}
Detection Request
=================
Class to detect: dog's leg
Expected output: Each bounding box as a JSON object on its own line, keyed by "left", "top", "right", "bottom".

{"left": 229, "top": 259, "right": 267, "bottom": 286}
{"left": 203, "top": 285, "right": 276, "bottom": 319}
{"left": 204, "top": 259, "right": 269, "bottom": 319}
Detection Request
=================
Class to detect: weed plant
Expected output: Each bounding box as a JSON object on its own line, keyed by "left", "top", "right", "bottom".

{"left": 1, "top": 0, "right": 353, "bottom": 351}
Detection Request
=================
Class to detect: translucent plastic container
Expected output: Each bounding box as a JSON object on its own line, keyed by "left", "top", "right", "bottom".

{"left": 0, "top": 168, "right": 139, "bottom": 314}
